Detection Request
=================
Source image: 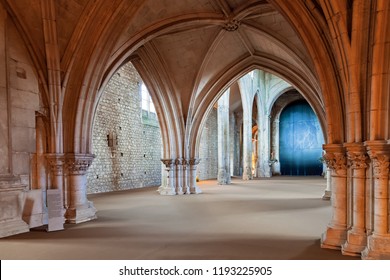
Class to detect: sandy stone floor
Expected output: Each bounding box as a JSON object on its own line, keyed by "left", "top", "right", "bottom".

{"left": 0, "top": 177, "right": 358, "bottom": 260}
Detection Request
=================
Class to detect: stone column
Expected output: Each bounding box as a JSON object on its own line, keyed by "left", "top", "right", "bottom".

{"left": 321, "top": 144, "right": 348, "bottom": 249}
{"left": 175, "top": 158, "right": 184, "bottom": 195}
{"left": 271, "top": 119, "right": 281, "bottom": 175}
{"left": 189, "top": 158, "right": 202, "bottom": 194}
{"left": 35, "top": 115, "right": 48, "bottom": 190}
{"left": 64, "top": 154, "right": 96, "bottom": 224}
{"left": 242, "top": 109, "right": 253, "bottom": 180}
{"left": 46, "top": 154, "right": 65, "bottom": 190}
{"left": 342, "top": 143, "right": 368, "bottom": 256}
{"left": 362, "top": 140, "right": 390, "bottom": 259}
{"left": 183, "top": 159, "right": 191, "bottom": 194}
{"left": 257, "top": 114, "right": 271, "bottom": 177}
{"left": 217, "top": 91, "right": 231, "bottom": 184}
{"left": 158, "top": 159, "right": 176, "bottom": 195}
{"left": 45, "top": 153, "right": 65, "bottom": 224}
{"left": 232, "top": 112, "right": 242, "bottom": 176}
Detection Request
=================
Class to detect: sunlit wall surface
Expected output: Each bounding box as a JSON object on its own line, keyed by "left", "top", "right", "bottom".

{"left": 279, "top": 101, "right": 324, "bottom": 176}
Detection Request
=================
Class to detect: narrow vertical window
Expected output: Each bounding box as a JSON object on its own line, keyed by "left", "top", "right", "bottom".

{"left": 141, "top": 82, "right": 156, "bottom": 119}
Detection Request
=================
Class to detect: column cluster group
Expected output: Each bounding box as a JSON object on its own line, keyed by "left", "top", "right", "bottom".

{"left": 321, "top": 141, "right": 390, "bottom": 259}
{"left": 46, "top": 153, "right": 96, "bottom": 224}
{"left": 158, "top": 158, "right": 202, "bottom": 195}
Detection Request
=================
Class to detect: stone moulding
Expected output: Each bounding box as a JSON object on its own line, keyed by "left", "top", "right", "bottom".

{"left": 65, "top": 154, "right": 96, "bottom": 175}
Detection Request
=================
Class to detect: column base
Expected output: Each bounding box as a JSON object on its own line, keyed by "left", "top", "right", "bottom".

{"left": 0, "top": 219, "right": 29, "bottom": 238}
{"left": 183, "top": 186, "right": 191, "bottom": 195}
{"left": 341, "top": 230, "right": 367, "bottom": 256}
{"left": 322, "top": 190, "right": 331, "bottom": 200}
{"left": 321, "top": 225, "right": 347, "bottom": 250}
{"left": 157, "top": 185, "right": 176, "bottom": 196}
{"left": 242, "top": 174, "right": 253, "bottom": 180}
{"left": 361, "top": 234, "right": 390, "bottom": 260}
{"left": 65, "top": 201, "right": 97, "bottom": 224}
{"left": 257, "top": 167, "right": 272, "bottom": 178}
{"left": 218, "top": 169, "right": 227, "bottom": 185}
{"left": 190, "top": 185, "right": 202, "bottom": 194}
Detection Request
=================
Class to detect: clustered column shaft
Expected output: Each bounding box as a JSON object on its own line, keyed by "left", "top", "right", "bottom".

{"left": 321, "top": 141, "right": 390, "bottom": 259}
{"left": 159, "top": 158, "right": 202, "bottom": 195}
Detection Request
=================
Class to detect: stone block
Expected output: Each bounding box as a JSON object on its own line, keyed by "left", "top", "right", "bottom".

{"left": 10, "top": 88, "right": 39, "bottom": 111}
{"left": 0, "top": 58, "right": 6, "bottom": 87}
{"left": 11, "top": 126, "right": 36, "bottom": 153}
{"left": 12, "top": 152, "right": 30, "bottom": 174}
{"left": 7, "top": 22, "right": 35, "bottom": 65}
{"left": 11, "top": 107, "right": 36, "bottom": 128}
{"left": 0, "top": 186, "right": 29, "bottom": 238}
{"left": 8, "top": 61, "right": 39, "bottom": 93}
{"left": 0, "top": 86, "right": 7, "bottom": 109}
{"left": 22, "top": 189, "right": 46, "bottom": 228}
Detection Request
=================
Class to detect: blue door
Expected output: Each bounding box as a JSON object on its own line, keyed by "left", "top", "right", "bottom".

{"left": 279, "top": 100, "right": 323, "bottom": 175}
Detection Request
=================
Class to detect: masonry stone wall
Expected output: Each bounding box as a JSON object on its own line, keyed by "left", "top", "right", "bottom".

{"left": 87, "top": 62, "right": 162, "bottom": 194}
{"left": 197, "top": 108, "right": 218, "bottom": 180}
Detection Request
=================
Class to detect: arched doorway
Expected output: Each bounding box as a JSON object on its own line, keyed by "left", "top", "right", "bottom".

{"left": 279, "top": 100, "right": 323, "bottom": 176}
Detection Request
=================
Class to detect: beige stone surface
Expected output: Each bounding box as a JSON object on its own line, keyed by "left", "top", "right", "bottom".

{"left": 11, "top": 127, "right": 36, "bottom": 153}
{"left": 0, "top": 0, "right": 389, "bottom": 260}
{"left": 11, "top": 107, "right": 36, "bottom": 128}
{"left": 0, "top": 177, "right": 358, "bottom": 260}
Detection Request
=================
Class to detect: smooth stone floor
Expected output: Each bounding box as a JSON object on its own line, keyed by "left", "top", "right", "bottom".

{"left": 0, "top": 176, "right": 358, "bottom": 260}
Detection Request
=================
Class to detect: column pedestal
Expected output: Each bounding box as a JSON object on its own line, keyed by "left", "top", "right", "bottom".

{"left": 65, "top": 154, "right": 97, "bottom": 224}
{"left": 0, "top": 177, "right": 29, "bottom": 238}
{"left": 362, "top": 234, "right": 390, "bottom": 259}
{"left": 343, "top": 230, "right": 368, "bottom": 256}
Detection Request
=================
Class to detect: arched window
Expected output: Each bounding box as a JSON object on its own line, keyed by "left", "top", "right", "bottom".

{"left": 141, "top": 83, "right": 156, "bottom": 118}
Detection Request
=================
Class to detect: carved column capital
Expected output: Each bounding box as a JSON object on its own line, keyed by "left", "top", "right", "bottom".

{"left": 65, "top": 154, "right": 95, "bottom": 175}
{"left": 323, "top": 152, "right": 347, "bottom": 172}
{"left": 46, "top": 153, "right": 65, "bottom": 176}
{"left": 344, "top": 143, "right": 369, "bottom": 169}
{"left": 189, "top": 158, "right": 201, "bottom": 166}
{"left": 161, "top": 159, "right": 175, "bottom": 168}
{"left": 175, "top": 158, "right": 183, "bottom": 166}
{"left": 347, "top": 152, "right": 369, "bottom": 169}
{"left": 369, "top": 153, "right": 389, "bottom": 179}
{"left": 365, "top": 141, "right": 390, "bottom": 179}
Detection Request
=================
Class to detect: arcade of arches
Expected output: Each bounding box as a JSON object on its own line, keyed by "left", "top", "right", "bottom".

{"left": 0, "top": 0, "right": 389, "bottom": 260}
